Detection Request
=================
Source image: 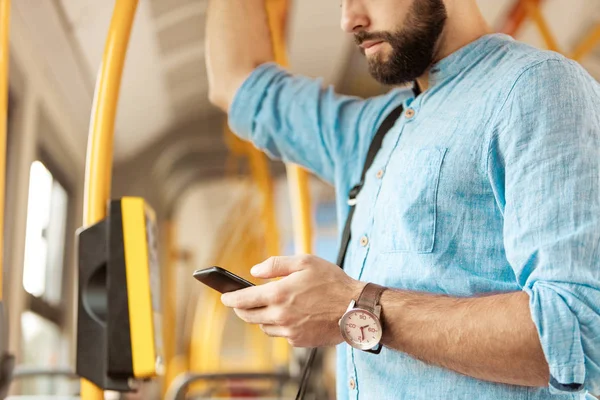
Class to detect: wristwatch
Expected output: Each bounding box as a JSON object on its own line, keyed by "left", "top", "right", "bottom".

{"left": 338, "top": 282, "right": 387, "bottom": 354}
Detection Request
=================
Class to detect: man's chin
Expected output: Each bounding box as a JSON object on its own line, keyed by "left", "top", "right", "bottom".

{"left": 367, "top": 64, "right": 414, "bottom": 87}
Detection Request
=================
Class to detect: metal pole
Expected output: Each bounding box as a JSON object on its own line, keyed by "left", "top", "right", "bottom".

{"left": 165, "top": 372, "right": 294, "bottom": 400}
{"left": 247, "top": 146, "right": 281, "bottom": 256}
{"left": 12, "top": 366, "right": 79, "bottom": 380}
{"left": 264, "top": 0, "right": 313, "bottom": 256}
{"left": 285, "top": 166, "right": 313, "bottom": 254}
{"left": 498, "top": 0, "right": 544, "bottom": 37}
{"left": 524, "top": 0, "right": 561, "bottom": 53}
{"left": 264, "top": 0, "right": 313, "bottom": 368}
{"left": 570, "top": 23, "right": 600, "bottom": 62}
{"left": 162, "top": 221, "right": 178, "bottom": 397}
{"left": 0, "top": 5, "right": 14, "bottom": 397}
{"left": 0, "top": 0, "right": 11, "bottom": 303}
{"left": 81, "top": 1, "right": 138, "bottom": 398}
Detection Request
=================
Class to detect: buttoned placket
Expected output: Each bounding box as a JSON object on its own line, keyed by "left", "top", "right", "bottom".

{"left": 346, "top": 98, "right": 418, "bottom": 399}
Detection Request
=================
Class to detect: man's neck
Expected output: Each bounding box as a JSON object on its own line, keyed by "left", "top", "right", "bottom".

{"left": 416, "top": 6, "right": 492, "bottom": 92}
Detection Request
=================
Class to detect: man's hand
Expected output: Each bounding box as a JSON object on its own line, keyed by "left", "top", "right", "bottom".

{"left": 206, "top": 0, "right": 274, "bottom": 111}
{"left": 221, "top": 255, "right": 363, "bottom": 347}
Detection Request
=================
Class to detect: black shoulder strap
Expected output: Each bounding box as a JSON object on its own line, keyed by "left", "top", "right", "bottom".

{"left": 335, "top": 81, "right": 421, "bottom": 268}
{"left": 335, "top": 103, "right": 406, "bottom": 268}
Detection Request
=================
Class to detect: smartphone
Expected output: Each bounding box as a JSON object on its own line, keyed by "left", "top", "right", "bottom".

{"left": 193, "top": 266, "right": 254, "bottom": 294}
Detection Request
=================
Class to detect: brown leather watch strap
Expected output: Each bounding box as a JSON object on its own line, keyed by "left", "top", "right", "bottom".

{"left": 356, "top": 283, "right": 387, "bottom": 314}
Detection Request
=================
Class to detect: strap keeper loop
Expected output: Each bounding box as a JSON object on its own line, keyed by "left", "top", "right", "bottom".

{"left": 347, "top": 184, "right": 363, "bottom": 206}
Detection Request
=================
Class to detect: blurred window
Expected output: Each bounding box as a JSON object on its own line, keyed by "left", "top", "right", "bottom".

{"left": 23, "top": 161, "right": 68, "bottom": 305}
{"left": 20, "top": 160, "right": 74, "bottom": 395}
{"left": 20, "top": 311, "right": 73, "bottom": 395}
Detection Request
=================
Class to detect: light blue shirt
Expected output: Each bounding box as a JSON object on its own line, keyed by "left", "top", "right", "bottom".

{"left": 228, "top": 33, "right": 600, "bottom": 399}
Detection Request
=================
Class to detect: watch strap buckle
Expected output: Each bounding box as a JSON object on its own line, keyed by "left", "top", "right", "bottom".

{"left": 366, "top": 343, "right": 383, "bottom": 355}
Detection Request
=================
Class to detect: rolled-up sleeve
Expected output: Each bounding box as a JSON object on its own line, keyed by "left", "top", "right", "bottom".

{"left": 228, "top": 62, "right": 409, "bottom": 184}
{"left": 488, "top": 59, "right": 600, "bottom": 395}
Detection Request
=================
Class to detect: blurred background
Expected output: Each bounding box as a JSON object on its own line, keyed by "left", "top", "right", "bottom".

{"left": 3, "top": 0, "right": 600, "bottom": 398}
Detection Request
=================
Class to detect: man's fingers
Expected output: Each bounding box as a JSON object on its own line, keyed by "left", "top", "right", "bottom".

{"left": 221, "top": 282, "right": 276, "bottom": 309}
{"left": 250, "top": 255, "right": 311, "bottom": 279}
{"left": 233, "top": 307, "right": 274, "bottom": 325}
{"left": 233, "top": 305, "right": 290, "bottom": 326}
{"left": 259, "top": 324, "right": 290, "bottom": 338}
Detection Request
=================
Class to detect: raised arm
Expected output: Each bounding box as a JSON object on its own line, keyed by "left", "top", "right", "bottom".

{"left": 204, "top": 1, "right": 415, "bottom": 186}
{"left": 205, "top": 0, "right": 274, "bottom": 111}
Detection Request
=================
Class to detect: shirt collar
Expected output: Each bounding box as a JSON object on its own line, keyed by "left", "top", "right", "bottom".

{"left": 428, "top": 33, "right": 514, "bottom": 86}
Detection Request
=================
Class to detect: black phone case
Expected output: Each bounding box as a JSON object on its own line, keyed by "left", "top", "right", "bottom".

{"left": 193, "top": 266, "right": 254, "bottom": 293}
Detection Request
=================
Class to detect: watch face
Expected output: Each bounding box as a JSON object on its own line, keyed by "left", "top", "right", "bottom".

{"left": 340, "top": 309, "right": 382, "bottom": 350}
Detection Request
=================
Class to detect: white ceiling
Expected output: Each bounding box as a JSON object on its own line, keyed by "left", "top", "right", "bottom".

{"left": 15, "top": 0, "right": 600, "bottom": 162}
{"left": 52, "top": 0, "right": 355, "bottom": 161}
{"left": 58, "top": 0, "right": 181, "bottom": 159}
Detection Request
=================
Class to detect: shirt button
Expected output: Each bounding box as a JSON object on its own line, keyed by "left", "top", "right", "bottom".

{"left": 360, "top": 236, "right": 369, "bottom": 247}
{"left": 405, "top": 108, "right": 415, "bottom": 119}
{"left": 376, "top": 169, "right": 385, "bottom": 179}
{"left": 349, "top": 378, "right": 356, "bottom": 390}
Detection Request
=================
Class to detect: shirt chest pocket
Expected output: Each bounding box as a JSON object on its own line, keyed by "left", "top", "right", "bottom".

{"left": 376, "top": 146, "right": 447, "bottom": 253}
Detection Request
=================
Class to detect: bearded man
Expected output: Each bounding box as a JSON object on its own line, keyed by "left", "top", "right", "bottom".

{"left": 204, "top": 1, "right": 600, "bottom": 399}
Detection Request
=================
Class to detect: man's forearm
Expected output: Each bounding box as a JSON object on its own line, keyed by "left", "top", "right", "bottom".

{"left": 205, "top": 0, "right": 274, "bottom": 111}
{"left": 380, "top": 289, "right": 550, "bottom": 387}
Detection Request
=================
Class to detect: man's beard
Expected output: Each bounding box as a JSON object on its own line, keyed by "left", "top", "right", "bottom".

{"left": 355, "top": 0, "right": 448, "bottom": 86}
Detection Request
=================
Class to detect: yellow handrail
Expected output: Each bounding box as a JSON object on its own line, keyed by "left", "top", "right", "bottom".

{"left": 522, "top": 2, "right": 600, "bottom": 64}
{"left": 247, "top": 146, "right": 281, "bottom": 256}
{"left": 0, "top": 0, "right": 11, "bottom": 302}
{"left": 81, "top": 0, "right": 138, "bottom": 398}
{"left": 570, "top": 23, "right": 600, "bottom": 61}
{"left": 264, "top": 0, "right": 314, "bottom": 368}
{"left": 162, "top": 221, "right": 178, "bottom": 397}
{"left": 286, "top": 165, "right": 313, "bottom": 254}
{"left": 83, "top": 0, "right": 138, "bottom": 224}
{"left": 188, "top": 198, "right": 269, "bottom": 395}
{"left": 266, "top": 0, "right": 289, "bottom": 66}
{"left": 524, "top": 0, "right": 561, "bottom": 53}
{"left": 264, "top": 0, "right": 312, "bottom": 255}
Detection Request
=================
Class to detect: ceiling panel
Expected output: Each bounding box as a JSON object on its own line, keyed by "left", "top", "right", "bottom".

{"left": 149, "top": 0, "right": 201, "bottom": 19}
{"left": 57, "top": 0, "right": 174, "bottom": 160}
{"left": 150, "top": 0, "right": 209, "bottom": 125}
{"left": 156, "top": 12, "right": 205, "bottom": 56}
{"left": 166, "top": 60, "right": 207, "bottom": 94}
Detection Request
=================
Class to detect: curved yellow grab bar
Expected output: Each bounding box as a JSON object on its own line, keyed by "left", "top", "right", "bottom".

{"left": 570, "top": 24, "right": 600, "bottom": 62}
{"left": 81, "top": 1, "right": 138, "bottom": 398}
{"left": 0, "top": 0, "right": 11, "bottom": 302}
{"left": 524, "top": 0, "right": 561, "bottom": 53}
{"left": 264, "top": 0, "right": 314, "bottom": 368}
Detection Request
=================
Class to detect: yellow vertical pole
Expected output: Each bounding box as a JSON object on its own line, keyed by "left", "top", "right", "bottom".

{"left": 0, "top": 0, "right": 11, "bottom": 302}
{"left": 570, "top": 24, "right": 600, "bottom": 62}
{"left": 264, "top": 0, "right": 312, "bottom": 254}
{"left": 264, "top": 0, "right": 314, "bottom": 368}
{"left": 189, "top": 289, "right": 228, "bottom": 391}
{"left": 81, "top": 1, "right": 138, "bottom": 398}
{"left": 524, "top": 0, "right": 561, "bottom": 53}
{"left": 285, "top": 166, "right": 313, "bottom": 254}
{"left": 265, "top": 0, "right": 290, "bottom": 66}
{"left": 247, "top": 147, "right": 280, "bottom": 256}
